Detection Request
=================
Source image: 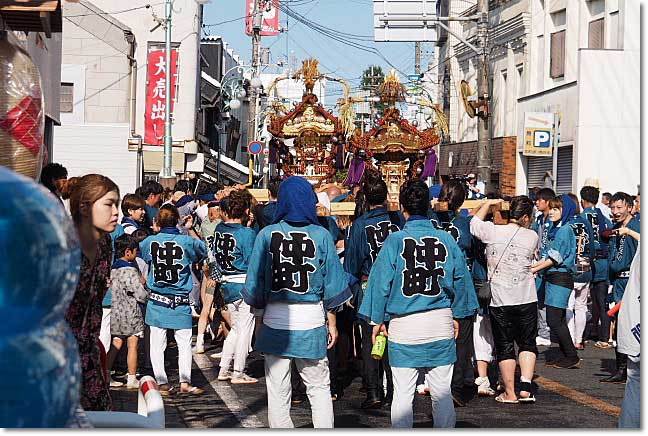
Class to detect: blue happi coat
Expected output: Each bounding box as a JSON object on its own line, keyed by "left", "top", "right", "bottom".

{"left": 581, "top": 206, "right": 613, "bottom": 283}
{"left": 541, "top": 224, "right": 577, "bottom": 309}
{"left": 429, "top": 211, "right": 480, "bottom": 318}
{"left": 212, "top": 222, "right": 257, "bottom": 304}
{"left": 608, "top": 216, "right": 640, "bottom": 302}
{"left": 242, "top": 221, "right": 353, "bottom": 359}
{"left": 343, "top": 207, "right": 402, "bottom": 307}
{"left": 358, "top": 217, "right": 474, "bottom": 368}
{"left": 539, "top": 196, "right": 579, "bottom": 309}
{"left": 140, "top": 228, "right": 207, "bottom": 329}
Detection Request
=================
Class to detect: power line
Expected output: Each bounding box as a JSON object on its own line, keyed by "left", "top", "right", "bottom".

{"left": 203, "top": 14, "right": 251, "bottom": 28}
{"left": 64, "top": 3, "right": 162, "bottom": 18}
{"left": 277, "top": 3, "right": 412, "bottom": 80}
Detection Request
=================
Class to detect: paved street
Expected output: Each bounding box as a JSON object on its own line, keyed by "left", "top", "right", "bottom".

{"left": 110, "top": 334, "right": 625, "bottom": 428}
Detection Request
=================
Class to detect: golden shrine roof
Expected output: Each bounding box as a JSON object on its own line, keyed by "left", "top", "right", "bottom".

{"left": 268, "top": 93, "right": 343, "bottom": 139}
{"left": 350, "top": 107, "right": 440, "bottom": 157}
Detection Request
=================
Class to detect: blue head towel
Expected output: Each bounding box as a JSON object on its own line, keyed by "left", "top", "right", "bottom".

{"left": 273, "top": 176, "right": 319, "bottom": 225}
{"left": 548, "top": 194, "right": 577, "bottom": 240}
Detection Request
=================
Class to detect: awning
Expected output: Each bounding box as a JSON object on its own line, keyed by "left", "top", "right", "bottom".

{"left": 209, "top": 149, "right": 256, "bottom": 175}
{"left": 0, "top": 0, "right": 62, "bottom": 36}
{"left": 548, "top": 0, "right": 566, "bottom": 13}
{"left": 204, "top": 149, "right": 257, "bottom": 185}
{"left": 201, "top": 71, "right": 221, "bottom": 88}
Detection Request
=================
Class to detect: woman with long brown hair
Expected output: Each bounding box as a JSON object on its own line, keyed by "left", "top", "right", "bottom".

{"left": 59, "top": 174, "right": 120, "bottom": 411}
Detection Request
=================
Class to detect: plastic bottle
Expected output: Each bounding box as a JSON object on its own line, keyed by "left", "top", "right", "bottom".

{"left": 371, "top": 332, "right": 387, "bottom": 360}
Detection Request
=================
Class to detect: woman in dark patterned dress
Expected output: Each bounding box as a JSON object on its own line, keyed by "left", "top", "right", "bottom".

{"left": 60, "top": 174, "right": 120, "bottom": 411}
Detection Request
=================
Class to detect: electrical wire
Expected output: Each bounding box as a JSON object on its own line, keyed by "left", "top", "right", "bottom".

{"left": 278, "top": 3, "right": 412, "bottom": 79}
{"left": 64, "top": 3, "right": 163, "bottom": 18}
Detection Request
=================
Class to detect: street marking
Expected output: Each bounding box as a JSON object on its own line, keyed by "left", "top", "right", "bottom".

{"left": 193, "top": 352, "right": 265, "bottom": 428}
{"left": 534, "top": 375, "right": 621, "bottom": 417}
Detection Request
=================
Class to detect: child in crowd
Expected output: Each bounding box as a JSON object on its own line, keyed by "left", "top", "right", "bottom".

{"left": 121, "top": 193, "right": 147, "bottom": 235}
{"left": 106, "top": 234, "right": 149, "bottom": 389}
{"left": 140, "top": 204, "right": 207, "bottom": 395}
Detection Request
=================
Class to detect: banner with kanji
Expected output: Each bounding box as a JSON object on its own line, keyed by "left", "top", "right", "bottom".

{"left": 245, "top": 0, "right": 280, "bottom": 36}
{"left": 144, "top": 48, "right": 179, "bottom": 145}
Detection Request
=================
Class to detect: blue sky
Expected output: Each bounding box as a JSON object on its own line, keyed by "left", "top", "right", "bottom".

{"left": 202, "top": 0, "right": 436, "bottom": 98}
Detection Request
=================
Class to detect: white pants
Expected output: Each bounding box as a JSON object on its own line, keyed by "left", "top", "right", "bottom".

{"left": 219, "top": 299, "right": 255, "bottom": 374}
{"left": 264, "top": 354, "right": 333, "bottom": 428}
{"left": 473, "top": 312, "right": 495, "bottom": 362}
{"left": 619, "top": 356, "right": 640, "bottom": 428}
{"left": 99, "top": 308, "right": 111, "bottom": 354}
{"left": 567, "top": 282, "right": 590, "bottom": 344}
{"left": 391, "top": 364, "right": 456, "bottom": 428}
{"left": 149, "top": 326, "right": 193, "bottom": 385}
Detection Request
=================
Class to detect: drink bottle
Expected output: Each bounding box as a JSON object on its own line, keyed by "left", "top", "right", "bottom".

{"left": 371, "top": 332, "right": 387, "bottom": 360}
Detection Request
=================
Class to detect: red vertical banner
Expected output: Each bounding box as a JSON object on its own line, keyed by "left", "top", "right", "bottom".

{"left": 144, "top": 48, "right": 179, "bottom": 145}
{"left": 245, "top": 0, "right": 280, "bottom": 36}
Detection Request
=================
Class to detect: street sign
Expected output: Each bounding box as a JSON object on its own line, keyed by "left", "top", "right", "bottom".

{"left": 248, "top": 141, "right": 264, "bottom": 155}
{"left": 373, "top": 0, "right": 439, "bottom": 42}
{"left": 523, "top": 112, "right": 556, "bottom": 157}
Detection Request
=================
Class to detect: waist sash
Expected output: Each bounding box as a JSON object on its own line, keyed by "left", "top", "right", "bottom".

{"left": 545, "top": 271, "right": 574, "bottom": 289}
{"left": 149, "top": 292, "right": 190, "bottom": 309}
{"left": 263, "top": 301, "right": 325, "bottom": 331}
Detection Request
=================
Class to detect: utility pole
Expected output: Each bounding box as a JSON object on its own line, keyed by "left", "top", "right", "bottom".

{"left": 476, "top": 0, "right": 491, "bottom": 194}
{"left": 249, "top": 0, "right": 263, "bottom": 187}
{"left": 414, "top": 42, "right": 421, "bottom": 76}
{"left": 160, "top": 0, "right": 176, "bottom": 188}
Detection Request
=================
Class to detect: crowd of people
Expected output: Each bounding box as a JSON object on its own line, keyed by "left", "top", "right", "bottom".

{"left": 39, "top": 161, "right": 640, "bottom": 428}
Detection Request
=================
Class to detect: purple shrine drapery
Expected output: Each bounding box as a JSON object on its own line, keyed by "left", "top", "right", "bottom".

{"left": 420, "top": 148, "right": 437, "bottom": 179}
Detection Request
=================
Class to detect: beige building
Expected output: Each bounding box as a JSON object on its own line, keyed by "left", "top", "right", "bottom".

{"left": 53, "top": 0, "right": 206, "bottom": 194}
{"left": 436, "top": 0, "right": 639, "bottom": 196}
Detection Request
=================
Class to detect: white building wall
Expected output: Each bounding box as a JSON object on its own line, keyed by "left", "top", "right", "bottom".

{"left": 516, "top": 0, "right": 639, "bottom": 195}
{"left": 60, "top": 12, "right": 131, "bottom": 124}
{"left": 574, "top": 0, "right": 639, "bottom": 195}
{"left": 56, "top": 2, "right": 138, "bottom": 192}
{"left": 89, "top": 0, "right": 201, "bottom": 150}
{"left": 53, "top": 124, "right": 136, "bottom": 195}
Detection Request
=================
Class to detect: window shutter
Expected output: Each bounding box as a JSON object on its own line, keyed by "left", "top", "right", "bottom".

{"left": 60, "top": 83, "right": 74, "bottom": 113}
{"left": 550, "top": 30, "right": 565, "bottom": 78}
{"left": 588, "top": 18, "right": 605, "bottom": 49}
{"left": 556, "top": 145, "right": 573, "bottom": 194}
{"left": 526, "top": 156, "right": 553, "bottom": 189}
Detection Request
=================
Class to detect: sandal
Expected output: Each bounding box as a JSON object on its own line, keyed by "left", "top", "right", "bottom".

{"left": 158, "top": 384, "right": 175, "bottom": 397}
{"left": 180, "top": 386, "right": 204, "bottom": 395}
{"left": 495, "top": 393, "right": 519, "bottom": 404}
{"left": 518, "top": 381, "right": 536, "bottom": 403}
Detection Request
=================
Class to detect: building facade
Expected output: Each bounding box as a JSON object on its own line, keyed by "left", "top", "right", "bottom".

{"left": 436, "top": 0, "right": 529, "bottom": 196}
{"left": 53, "top": 1, "right": 137, "bottom": 194}
{"left": 436, "top": 0, "right": 639, "bottom": 197}
{"left": 199, "top": 35, "right": 253, "bottom": 185}
{"left": 54, "top": 0, "right": 205, "bottom": 191}
{"left": 516, "top": 0, "right": 640, "bottom": 196}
